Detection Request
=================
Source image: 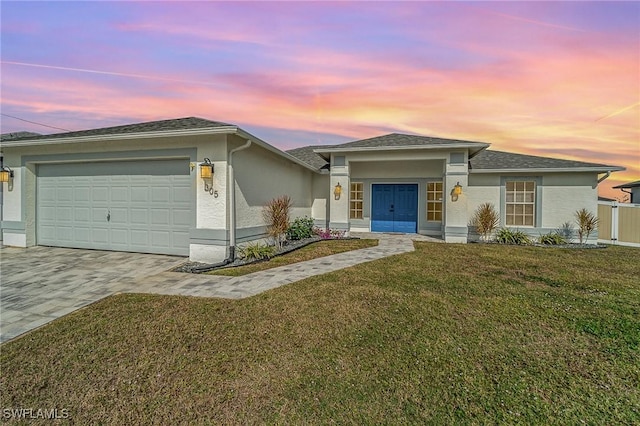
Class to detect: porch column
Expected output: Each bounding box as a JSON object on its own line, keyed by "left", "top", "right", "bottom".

{"left": 329, "top": 155, "right": 350, "bottom": 234}
{"left": 444, "top": 153, "right": 469, "bottom": 243}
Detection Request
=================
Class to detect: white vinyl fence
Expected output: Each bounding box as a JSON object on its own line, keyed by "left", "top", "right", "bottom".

{"left": 598, "top": 201, "right": 640, "bottom": 247}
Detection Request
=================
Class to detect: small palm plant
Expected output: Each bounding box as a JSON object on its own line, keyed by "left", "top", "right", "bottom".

{"left": 471, "top": 203, "right": 500, "bottom": 242}
{"left": 575, "top": 208, "right": 598, "bottom": 244}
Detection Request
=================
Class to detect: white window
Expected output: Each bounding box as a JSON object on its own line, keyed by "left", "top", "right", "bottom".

{"left": 350, "top": 182, "right": 363, "bottom": 219}
{"left": 427, "top": 182, "right": 443, "bottom": 222}
{"left": 505, "top": 181, "right": 535, "bottom": 226}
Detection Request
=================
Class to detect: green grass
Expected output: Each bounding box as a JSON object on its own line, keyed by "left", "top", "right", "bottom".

{"left": 210, "top": 238, "right": 378, "bottom": 276}
{"left": 1, "top": 243, "right": 639, "bottom": 424}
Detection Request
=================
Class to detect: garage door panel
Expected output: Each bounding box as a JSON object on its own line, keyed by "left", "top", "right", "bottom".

{"left": 111, "top": 186, "right": 129, "bottom": 202}
{"left": 56, "top": 226, "right": 74, "bottom": 242}
{"left": 92, "top": 208, "right": 109, "bottom": 222}
{"left": 151, "top": 187, "right": 170, "bottom": 203}
{"left": 91, "top": 227, "right": 109, "bottom": 244}
{"left": 150, "top": 209, "right": 170, "bottom": 225}
{"left": 131, "top": 230, "right": 149, "bottom": 245}
{"left": 130, "top": 208, "right": 149, "bottom": 224}
{"left": 110, "top": 228, "right": 129, "bottom": 246}
{"left": 57, "top": 207, "right": 73, "bottom": 222}
{"left": 74, "top": 187, "right": 90, "bottom": 202}
{"left": 151, "top": 231, "right": 171, "bottom": 247}
{"left": 74, "top": 227, "right": 91, "bottom": 243}
{"left": 173, "top": 209, "right": 191, "bottom": 226}
{"left": 92, "top": 187, "right": 109, "bottom": 202}
{"left": 109, "top": 207, "right": 128, "bottom": 224}
{"left": 39, "top": 206, "right": 56, "bottom": 221}
{"left": 57, "top": 187, "right": 73, "bottom": 202}
{"left": 130, "top": 187, "right": 150, "bottom": 202}
{"left": 173, "top": 231, "right": 189, "bottom": 248}
{"left": 74, "top": 208, "right": 91, "bottom": 222}
{"left": 38, "top": 160, "right": 192, "bottom": 256}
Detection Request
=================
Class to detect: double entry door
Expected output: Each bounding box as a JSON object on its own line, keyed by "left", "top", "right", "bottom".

{"left": 371, "top": 184, "right": 418, "bottom": 233}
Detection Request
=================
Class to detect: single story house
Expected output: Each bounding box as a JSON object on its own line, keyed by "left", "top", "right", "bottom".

{"left": 0, "top": 117, "right": 624, "bottom": 262}
{"left": 613, "top": 180, "right": 640, "bottom": 204}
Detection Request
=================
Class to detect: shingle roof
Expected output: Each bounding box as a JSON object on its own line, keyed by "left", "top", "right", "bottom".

{"left": 316, "top": 133, "right": 489, "bottom": 150}
{"left": 470, "top": 150, "right": 620, "bottom": 171}
{"left": 613, "top": 180, "right": 640, "bottom": 189}
{"left": 285, "top": 145, "right": 329, "bottom": 170}
{"left": 1, "top": 117, "right": 233, "bottom": 142}
{"left": 0, "top": 131, "right": 41, "bottom": 141}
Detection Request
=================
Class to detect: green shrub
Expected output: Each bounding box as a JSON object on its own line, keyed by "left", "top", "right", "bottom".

{"left": 470, "top": 202, "right": 500, "bottom": 242}
{"left": 539, "top": 232, "right": 566, "bottom": 245}
{"left": 496, "top": 228, "right": 532, "bottom": 245}
{"left": 286, "top": 216, "right": 315, "bottom": 241}
{"left": 575, "top": 208, "right": 598, "bottom": 244}
{"left": 238, "top": 242, "right": 276, "bottom": 261}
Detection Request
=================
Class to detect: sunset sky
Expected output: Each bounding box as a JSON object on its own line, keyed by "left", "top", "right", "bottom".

{"left": 1, "top": 1, "right": 638, "bottom": 199}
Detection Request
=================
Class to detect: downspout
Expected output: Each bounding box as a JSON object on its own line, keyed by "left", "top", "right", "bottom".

{"left": 227, "top": 139, "right": 252, "bottom": 261}
{"left": 190, "top": 138, "right": 252, "bottom": 273}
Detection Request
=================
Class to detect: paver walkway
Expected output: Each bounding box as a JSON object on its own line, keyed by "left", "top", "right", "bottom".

{"left": 1, "top": 233, "right": 440, "bottom": 342}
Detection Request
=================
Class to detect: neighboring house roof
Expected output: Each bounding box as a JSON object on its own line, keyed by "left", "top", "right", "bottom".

{"left": 598, "top": 196, "right": 617, "bottom": 202}
{"left": 613, "top": 180, "right": 640, "bottom": 189}
{"left": 469, "top": 150, "right": 623, "bottom": 173}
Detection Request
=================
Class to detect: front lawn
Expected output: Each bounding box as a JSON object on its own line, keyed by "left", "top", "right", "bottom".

{"left": 1, "top": 243, "right": 638, "bottom": 424}
{"left": 209, "top": 238, "right": 378, "bottom": 276}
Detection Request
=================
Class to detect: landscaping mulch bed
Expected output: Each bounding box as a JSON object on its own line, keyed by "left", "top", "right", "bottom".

{"left": 172, "top": 236, "right": 361, "bottom": 273}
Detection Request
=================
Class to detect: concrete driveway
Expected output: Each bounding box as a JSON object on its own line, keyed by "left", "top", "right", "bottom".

{"left": 0, "top": 246, "right": 186, "bottom": 343}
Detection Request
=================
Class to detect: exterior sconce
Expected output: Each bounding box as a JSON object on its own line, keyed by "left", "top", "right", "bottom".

{"left": 334, "top": 182, "right": 342, "bottom": 200}
{"left": 451, "top": 182, "right": 463, "bottom": 202}
{"left": 0, "top": 166, "right": 14, "bottom": 183}
{"left": 453, "top": 182, "right": 463, "bottom": 196}
{"left": 200, "top": 158, "right": 215, "bottom": 195}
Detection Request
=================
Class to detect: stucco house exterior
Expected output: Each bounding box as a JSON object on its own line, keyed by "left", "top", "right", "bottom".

{"left": 0, "top": 117, "right": 624, "bottom": 262}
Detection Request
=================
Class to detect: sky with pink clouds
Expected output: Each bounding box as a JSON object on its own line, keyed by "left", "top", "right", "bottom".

{"left": 1, "top": 1, "right": 638, "bottom": 199}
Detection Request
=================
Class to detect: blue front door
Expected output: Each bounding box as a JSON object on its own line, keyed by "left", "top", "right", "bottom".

{"left": 371, "top": 184, "right": 418, "bottom": 233}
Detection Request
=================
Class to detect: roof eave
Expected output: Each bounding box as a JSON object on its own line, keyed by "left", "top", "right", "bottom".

{"left": 470, "top": 166, "right": 625, "bottom": 174}
{"left": 0, "top": 126, "right": 240, "bottom": 147}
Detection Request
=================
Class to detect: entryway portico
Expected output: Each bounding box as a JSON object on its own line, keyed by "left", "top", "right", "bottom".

{"left": 314, "top": 133, "right": 490, "bottom": 242}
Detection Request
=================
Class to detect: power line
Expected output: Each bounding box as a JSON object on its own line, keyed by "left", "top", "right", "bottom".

{"left": 1, "top": 113, "right": 72, "bottom": 132}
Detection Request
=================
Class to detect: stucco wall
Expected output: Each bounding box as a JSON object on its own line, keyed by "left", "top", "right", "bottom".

{"left": 467, "top": 171, "right": 600, "bottom": 242}
{"left": 350, "top": 159, "right": 443, "bottom": 179}
{"left": 231, "top": 136, "right": 314, "bottom": 235}
{"left": 540, "top": 173, "right": 597, "bottom": 229}
{"left": 311, "top": 174, "right": 329, "bottom": 228}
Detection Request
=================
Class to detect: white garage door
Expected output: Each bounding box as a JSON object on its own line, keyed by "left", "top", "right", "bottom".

{"left": 37, "top": 159, "right": 192, "bottom": 256}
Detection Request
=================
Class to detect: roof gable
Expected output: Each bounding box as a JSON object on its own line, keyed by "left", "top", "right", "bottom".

{"left": 327, "top": 133, "right": 489, "bottom": 150}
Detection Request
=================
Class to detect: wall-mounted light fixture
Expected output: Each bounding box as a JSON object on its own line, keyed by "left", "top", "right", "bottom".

{"left": 453, "top": 182, "right": 463, "bottom": 196}
{"left": 0, "top": 166, "right": 14, "bottom": 183}
{"left": 451, "top": 181, "right": 463, "bottom": 202}
{"left": 334, "top": 182, "right": 342, "bottom": 200}
{"left": 200, "top": 158, "right": 214, "bottom": 195}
